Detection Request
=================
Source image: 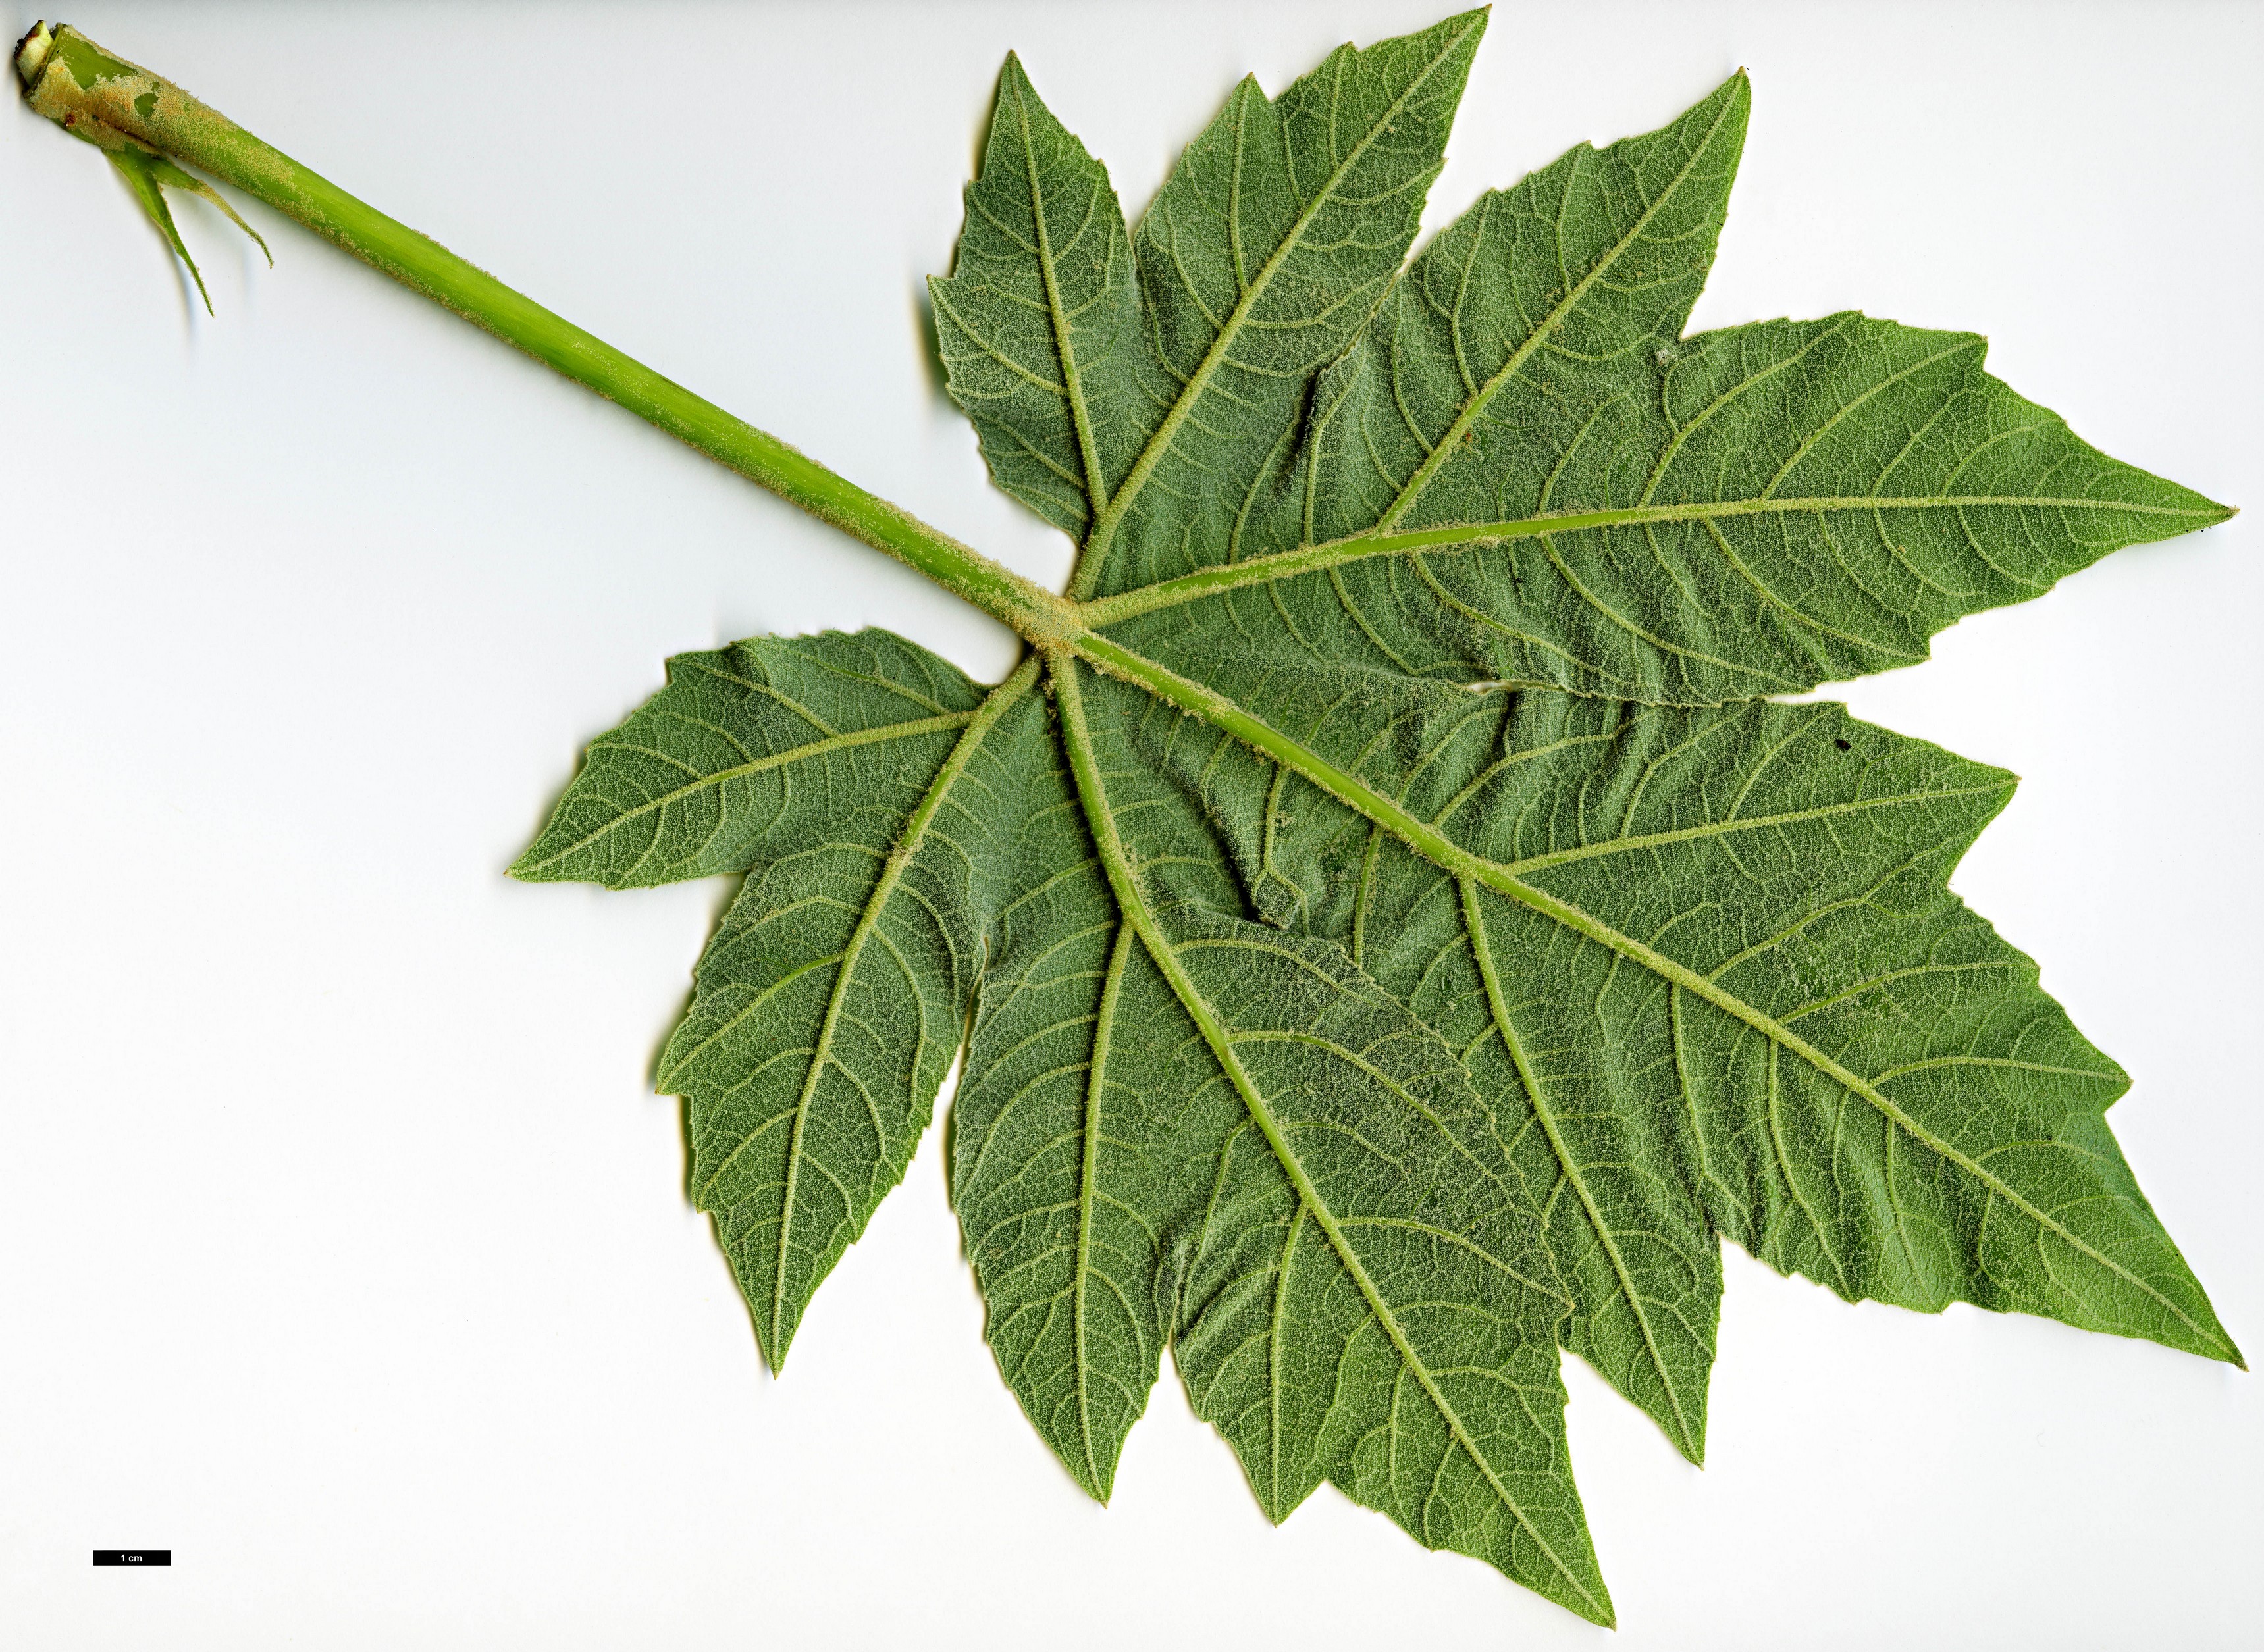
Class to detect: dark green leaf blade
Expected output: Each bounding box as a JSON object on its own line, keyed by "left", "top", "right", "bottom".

{"left": 1358, "top": 840, "right": 1724, "bottom": 1463}
{"left": 906, "top": 34, "right": 2242, "bottom": 1609}
{"left": 1163, "top": 906, "right": 1611, "bottom": 1626}
{"left": 1117, "top": 679, "right": 1724, "bottom": 1459}
{"left": 952, "top": 715, "right": 1192, "bottom": 1499}
{"left": 1502, "top": 702, "right": 2238, "bottom": 1362}
{"left": 1078, "top": 9, "right": 1488, "bottom": 597}
{"left": 1080, "top": 63, "right": 2230, "bottom": 706}
{"left": 513, "top": 630, "right": 1047, "bottom": 1370}
{"left": 1523, "top": 314, "right": 2235, "bottom": 698}
{"left": 1198, "top": 675, "right": 2240, "bottom": 1372}
{"left": 1036, "top": 661, "right": 1613, "bottom": 1622}
{"left": 1288, "top": 70, "right": 1751, "bottom": 549}
{"left": 652, "top": 654, "right": 1046, "bottom": 1371}
{"left": 511, "top": 630, "right": 982, "bottom": 889}
{"left": 1099, "top": 307, "right": 2232, "bottom": 704}
{"left": 950, "top": 672, "right": 1263, "bottom": 1499}
{"left": 928, "top": 55, "right": 1165, "bottom": 540}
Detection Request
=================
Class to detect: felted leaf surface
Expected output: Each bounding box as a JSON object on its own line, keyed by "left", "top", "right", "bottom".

{"left": 1258, "top": 691, "right": 2232, "bottom": 1454}
{"left": 1099, "top": 309, "right": 2228, "bottom": 707}
{"left": 520, "top": 634, "right": 1048, "bottom": 1366}
{"left": 524, "top": 11, "right": 2237, "bottom": 1625}
{"left": 948, "top": 673, "right": 1238, "bottom": 1502}
{"left": 512, "top": 631, "right": 987, "bottom": 890}
{"left": 953, "top": 659, "right": 1610, "bottom": 1616}
{"left": 928, "top": 53, "right": 1169, "bottom": 542}
{"left": 929, "top": 11, "right": 1492, "bottom": 603}
{"left": 1080, "top": 86, "right": 2226, "bottom": 706}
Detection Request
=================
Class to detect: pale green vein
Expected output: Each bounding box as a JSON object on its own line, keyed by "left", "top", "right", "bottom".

{"left": 1871, "top": 1054, "right": 2126, "bottom": 1085}
{"left": 1268, "top": 1204, "right": 1303, "bottom": 1516}
{"left": 1079, "top": 493, "right": 2230, "bottom": 624}
{"left": 1008, "top": 61, "right": 1113, "bottom": 519}
{"left": 1075, "top": 921, "right": 1135, "bottom": 1495}
{"left": 759, "top": 658, "right": 1038, "bottom": 1369}
{"left": 1501, "top": 783, "right": 2009, "bottom": 875}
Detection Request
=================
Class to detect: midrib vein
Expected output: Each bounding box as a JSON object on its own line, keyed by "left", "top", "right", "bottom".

{"left": 1373, "top": 86, "right": 1740, "bottom": 532}
{"left": 1074, "top": 921, "right": 1134, "bottom": 1494}
{"left": 1068, "top": 632, "right": 2232, "bottom": 1359}
{"left": 1067, "top": 16, "right": 1481, "bottom": 600}
{"left": 762, "top": 659, "right": 1038, "bottom": 1369}
{"left": 1049, "top": 651, "right": 1606, "bottom": 1619}
{"left": 1013, "top": 72, "right": 1111, "bottom": 519}
{"left": 1079, "top": 493, "right": 2225, "bottom": 623}
{"left": 1461, "top": 878, "right": 1700, "bottom": 1462}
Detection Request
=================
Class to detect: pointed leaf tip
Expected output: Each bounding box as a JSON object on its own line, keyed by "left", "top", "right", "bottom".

{"left": 108, "top": 149, "right": 212, "bottom": 314}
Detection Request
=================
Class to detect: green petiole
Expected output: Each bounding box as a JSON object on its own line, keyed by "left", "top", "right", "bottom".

{"left": 13, "top": 20, "right": 1075, "bottom": 649}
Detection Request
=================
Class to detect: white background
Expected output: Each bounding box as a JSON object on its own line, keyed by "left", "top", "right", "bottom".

{"left": 3, "top": 3, "right": 2259, "bottom": 1646}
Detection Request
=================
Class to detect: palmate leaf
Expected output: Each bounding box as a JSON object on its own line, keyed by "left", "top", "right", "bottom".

{"left": 517, "top": 10, "right": 2236, "bottom": 1626}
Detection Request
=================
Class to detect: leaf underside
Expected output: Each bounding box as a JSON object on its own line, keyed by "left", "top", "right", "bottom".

{"left": 521, "top": 9, "right": 2236, "bottom": 1626}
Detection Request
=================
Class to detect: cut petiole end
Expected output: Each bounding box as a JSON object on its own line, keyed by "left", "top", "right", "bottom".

{"left": 15, "top": 20, "right": 53, "bottom": 84}
{"left": 18, "top": 19, "right": 271, "bottom": 314}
